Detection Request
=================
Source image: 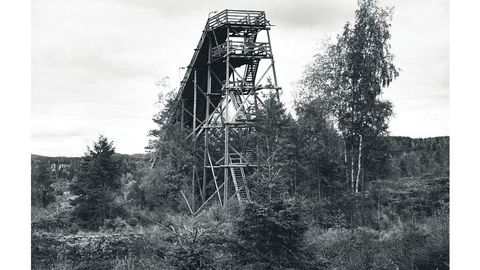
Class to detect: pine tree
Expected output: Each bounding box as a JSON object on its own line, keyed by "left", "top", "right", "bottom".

{"left": 232, "top": 94, "right": 311, "bottom": 269}
{"left": 253, "top": 93, "right": 297, "bottom": 197}
{"left": 70, "top": 135, "right": 121, "bottom": 230}
{"left": 31, "top": 158, "right": 55, "bottom": 207}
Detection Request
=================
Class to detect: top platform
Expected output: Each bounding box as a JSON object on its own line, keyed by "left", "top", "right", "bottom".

{"left": 207, "top": 10, "right": 269, "bottom": 31}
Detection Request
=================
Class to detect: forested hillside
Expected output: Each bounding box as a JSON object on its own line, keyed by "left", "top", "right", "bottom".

{"left": 386, "top": 136, "right": 449, "bottom": 177}
{"left": 31, "top": 135, "right": 448, "bottom": 183}
{"left": 31, "top": 135, "right": 449, "bottom": 211}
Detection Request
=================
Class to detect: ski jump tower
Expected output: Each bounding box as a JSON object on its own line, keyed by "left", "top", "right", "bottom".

{"left": 173, "top": 10, "right": 280, "bottom": 214}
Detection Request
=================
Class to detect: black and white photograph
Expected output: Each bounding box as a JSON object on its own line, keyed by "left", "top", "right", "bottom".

{"left": 6, "top": 0, "right": 476, "bottom": 269}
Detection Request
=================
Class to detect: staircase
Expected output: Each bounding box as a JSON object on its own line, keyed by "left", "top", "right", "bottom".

{"left": 229, "top": 153, "right": 251, "bottom": 202}
{"left": 244, "top": 59, "right": 260, "bottom": 86}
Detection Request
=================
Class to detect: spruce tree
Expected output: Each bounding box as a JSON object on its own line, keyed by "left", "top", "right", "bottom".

{"left": 31, "top": 158, "right": 55, "bottom": 207}
{"left": 70, "top": 135, "right": 121, "bottom": 230}
{"left": 233, "top": 94, "right": 311, "bottom": 269}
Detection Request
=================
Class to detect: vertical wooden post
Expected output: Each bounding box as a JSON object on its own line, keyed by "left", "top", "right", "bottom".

{"left": 192, "top": 166, "right": 195, "bottom": 211}
{"left": 266, "top": 29, "right": 279, "bottom": 100}
{"left": 203, "top": 39, "right": 212, "bottom": 203}
{"left": 192, "top": 69, "right": 198, "bottom": 211}
{"left": 254, "top": 87, "right": 259, "bottom": 165}
{"left": 193, "top": 69, "right": 198, "bottom": 141}
{"left": 224, "top": 26, "right": 230, "bottom": 207}
{"left": 181, "top": 99, "right": 185, "bottom": 129}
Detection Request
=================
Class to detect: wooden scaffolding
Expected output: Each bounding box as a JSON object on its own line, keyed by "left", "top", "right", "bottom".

{"left": 172, "top": 9, "right": 281, "bottom": 214}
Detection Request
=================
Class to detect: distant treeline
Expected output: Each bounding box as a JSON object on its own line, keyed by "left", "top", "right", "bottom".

{"left": 31, "top": 135, "right": 449, "bottom": 184}
{"left": 385, "top": 136, "right": 449, "bottom": 178}
{"left": 31, "top": 153, "right": 148, "bottom": 181}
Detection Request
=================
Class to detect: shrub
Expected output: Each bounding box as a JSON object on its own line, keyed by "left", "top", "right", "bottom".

{"left": 308, "top": 200, "right": 347, "bottom": 229}
{"left": 31, "top": 232, "right": 142, "bottom": 268}
{"left": 233, "top": 198, "right": 310, "bottom": 269}
{"left": 420, "top": 209, "right": 449, "bottom": 269}
{"left": 31, "top": 206, "right": 75, "bottom": 234}
{"left": 307, "top": 210, "right": 449, "bottom": 270}
{"left": 130, "top": 225, "right": 171, "bottom": 259}
{"left": 112, "top": 255, "right": 172, "bottom": 270}
{"left": 164, "top": 213, "right": 231, "bottom": 269}
{"left": 103, "top": 217, "right": 129, "bottom": 232}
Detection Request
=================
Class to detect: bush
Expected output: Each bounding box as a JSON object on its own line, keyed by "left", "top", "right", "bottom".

{"left": 163, "top": 213, "right": 232, "bottom": 269}
{"left": 103, "top": 217, "right": 129, "bottom": 232}
{"left": 112, "top": 255, "right": 172, "bottom": 270}
{"left": 308, "top": 200, "right": 347, "bottom": 229}
{"left": 233, "top": 198, "right": 310, "bottom": 269}
{"left": 307, "top": 210, "right": 449, "bottom": 270}
{"left": 31, "top": 206, "right": 76, "bottom": 234}
{"left": 31, "top": 232, "right": 142, "bottom": 268}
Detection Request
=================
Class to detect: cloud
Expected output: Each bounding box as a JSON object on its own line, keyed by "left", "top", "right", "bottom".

{"left": 32, "top": 0, "right": 449, "bottom": 156}
{"left": 117, "top": 0, "right": 355, "bottom": 30}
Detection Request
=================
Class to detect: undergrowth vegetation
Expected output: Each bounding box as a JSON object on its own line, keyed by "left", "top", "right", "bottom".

{"left": 32, "top": 196, "right": 448, "bottom": 269}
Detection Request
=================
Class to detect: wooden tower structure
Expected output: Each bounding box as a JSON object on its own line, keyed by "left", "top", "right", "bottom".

{"left": 172, "top": 10, "right": 281, "bottom": 214}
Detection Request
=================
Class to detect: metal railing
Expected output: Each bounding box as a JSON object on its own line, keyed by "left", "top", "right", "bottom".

{"left": 208, "top": 9, "right": 268, "bottom": 30}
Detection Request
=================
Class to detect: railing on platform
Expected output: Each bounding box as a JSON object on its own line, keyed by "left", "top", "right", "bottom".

{"left": 208, "top": 10, "right": 268, "bottom": 30}
{"left": 212, "top": 40, "right": 272, "bottom": 59}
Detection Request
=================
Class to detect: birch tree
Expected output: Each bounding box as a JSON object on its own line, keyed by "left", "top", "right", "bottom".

{"left": 298, "top": 0, "right": 398, "bottom": 192}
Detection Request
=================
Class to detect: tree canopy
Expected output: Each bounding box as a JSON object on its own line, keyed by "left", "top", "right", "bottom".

{"left": 70, "top": 135, "right": 122, "bottom": 230}
{"left": 297, "top": 0, "right": 399, "bottom": 193}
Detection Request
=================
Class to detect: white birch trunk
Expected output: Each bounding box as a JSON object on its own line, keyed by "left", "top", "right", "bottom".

{"left": 350, "top": 149, "right": 355, "bottom": 191}
{"left": 355, "top": 134, "right": 363, "bottom": 193}
{"left": 344, "top": 138, "right": 349, "bottom": 183}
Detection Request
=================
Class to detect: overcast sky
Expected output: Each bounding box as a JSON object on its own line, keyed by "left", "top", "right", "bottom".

{"left": 32, "top": 0, "right": 449, "bottom": 157}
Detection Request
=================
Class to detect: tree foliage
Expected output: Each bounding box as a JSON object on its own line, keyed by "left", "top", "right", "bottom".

{"left": 232, "top": 94, "right": 312, "bottom": 269}
{"left": 251, "top": 93, "right": 296, "bottom": 199}
{"left": 31, "top": 158, "right": 55, "bottom": 207}
{"left": 295, "top": 98, "right": 346, "bottom": 199}
{"left": 298, "top": 0, "right": 399, "bottom": 192}
{"left": 70, "top": 135, "right": 122, "bottom": 230}
{"left": 142, "top": 92, "right": 196, "bottom": 212}
{"left": 234, "top": 199, "right": 309, "bottom": 269}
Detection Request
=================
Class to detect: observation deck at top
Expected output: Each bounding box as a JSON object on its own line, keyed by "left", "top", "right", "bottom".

{"left": 175, "top": 9, "right": 273, "bottom": 128}
{"left": 206, "top": 10, "right": 269, "bottom": 30}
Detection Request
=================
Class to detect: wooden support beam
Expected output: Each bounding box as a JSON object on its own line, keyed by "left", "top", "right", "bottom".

{"left": 181, "top": 99, "right": 185, "bottom": 128}
{"left": 182, "top": 107, "right": 203, "bottom": 126}
{"left": 196, "top": 168, "right": 204, "bottom": 202}
{"left": 255, "top": 63, "right": 273, "bottom": 88}
{"left": 193, "top": 182, "right": 224, "bottom": 216}
{"left": 207, "top": 150, "right": 223, "bottom": 206}
{"left": 229, "top": 89, "right": 255, "bottom": 121}
{"left": 193, "top": 69, "right": 198, "bottom": 141}
{"left": 192, "top": 166, "right": 196, "bottom": 212}
{"left": 191, "top": 70, "right": 198, "bottom": 212}
{"left": 229, "top": 63, "right": 247, "bottom": 85}
{"left": 180, "top": 190, "right": 194, "bottom": 215}
{"left": 203, "top": 40, "right": 212, "bottom": 204}
{"left": 210, "top": 67, "right": 223, "bottom": 85}
{"left": 224, "top": 26, "right": 231, "bottom": 206}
